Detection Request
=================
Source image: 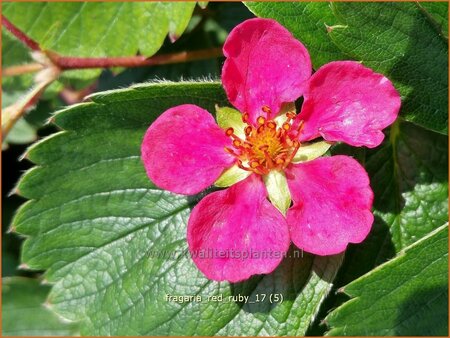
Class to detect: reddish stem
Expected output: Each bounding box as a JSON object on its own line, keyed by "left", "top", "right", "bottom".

{"left": 2, "top": 15, "right": 223, "bottom": 71}
{"left": 48, "top": 48, "right": 223, "bottom": 70}
{"left": 2, "top": 15, "right": 41, "bottom": 51}
{"left": 59, "top": 81, "right": 98, "bottom": 105}
{"left": 1, "top": 14, "right": 224, "bottom": 140}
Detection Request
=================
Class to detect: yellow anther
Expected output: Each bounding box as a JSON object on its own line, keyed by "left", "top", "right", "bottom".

{"left": 257, "top": 116, "right": 266, "bottom": 125}
{"left": 224, "top": 112, "right": 304, "bottom": 175}
{"left": 250, "top": 161, "right": 260, "bottom": 168}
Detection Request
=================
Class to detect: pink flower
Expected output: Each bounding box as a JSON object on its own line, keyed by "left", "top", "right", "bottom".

{"left": 141, "top": 18, "right": 401, "bottom": 282}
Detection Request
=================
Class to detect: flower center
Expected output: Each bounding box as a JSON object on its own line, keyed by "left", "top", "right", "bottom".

{"left": 224, "top": 107, "right": 304, "bottom": 175}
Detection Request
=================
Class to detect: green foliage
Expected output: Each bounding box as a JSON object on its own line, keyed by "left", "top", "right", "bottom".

{"left": 4, "top": 2, "right": 449, "bottom": 336}
{"left": 13, "top": 82, "right": 342, "bottom": 335}
{"left": 245, "top": 2, "right": 449, "bottom": 134}
{"left": 2, "top": 2, "right": 198, "bottom": 79}
{"left": 418, "top": 2, "right": 448, "bottom": 38}
{"left": 329, "top": 2, "right": 448, "bottom": 134}
{"left": 2, "top": 91, "right": 37, "bottom": 148}
{"left": 2, "top": 277, "right": 79, "bottom": 336}
{"left": 2, "top": 1, "right": 214, "bottom": 147}
{"left": 326, "top": 225, "right": 448, "bottom": 336}
{"left": 335, "top": 121, "right": 448, "bottom": 284}
{"left": 4, "top": 119, "right": 37, "bottom": 147}
{"left": 2, "top": 2, "right": 196, "bottom": 57}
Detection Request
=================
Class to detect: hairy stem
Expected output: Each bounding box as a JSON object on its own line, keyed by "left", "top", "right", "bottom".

{"left": 2, "top": 15, "right": 41, "bottom": 51}
{"left": 3, "top": 63, "right": 44, "bottom": 76}
{"left": 47, "top": 48, "right": 223, "bottom": 69}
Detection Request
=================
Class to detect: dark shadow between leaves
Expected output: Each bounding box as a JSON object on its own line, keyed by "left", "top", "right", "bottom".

{"left": 227, "top": 245, "right": 341, "bottom": 315}
{"left": 330, "top": 120, "right": 448, "bottom": 275}
{"left": 336, "top": 215, "right": 396, "bottom": 286}
{"left": 306, "top": 216, "right": 395, "bottom": 335}
{"left": 386, "top": 2, "right": 448, "bottom": 135}
{"left": 186, "top": 185, "right": 221, "bottom": 209}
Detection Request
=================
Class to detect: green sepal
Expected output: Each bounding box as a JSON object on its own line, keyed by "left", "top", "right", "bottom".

{"left": 215, "top": 105, "right": 246, "bottom": 138}
{"left": 292, "top": 140, "right": 332, "bottom": 163}
{"left": 263, "top": 170, "right": 291, "bottom": 215}
{"left": 214, "top": 164, "right": 251, "bottom": 188}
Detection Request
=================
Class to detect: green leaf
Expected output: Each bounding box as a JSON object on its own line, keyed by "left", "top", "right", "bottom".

{"left": 2, "top": 90, "right": 61, "bottom": 149}
{"left": 417, "top": 2, "right": 448, "bottom": 39}
{"left": 2, "top": 277, "right": 79, "bottom": 336}
{"left": 3, "top": 2, "right": 197, "bottom": 79}
{"left": 13, "top": 82, "right": 342, "bottom": 335}
{"left": 263, "top": 170, "right": 291, "bottom": 215}
{"left": 4, "top": 118, "right": 37, "bottom": 146}
{"left": 2, "top": 91, "right": 37, "bottom": 148}
{"left": 326, "top": 225, "right": 448, "bottom": 336}
{"left": 244, "top": 2, "right": 347, "bottom": 68}
{"left": 329, "top": 2, "right": 448, "bottom": 134}
{"left": 246, "top": 2, "right": 448, "bottom": 133}
{"left": 96, "top": 18, "right": 221, "bottom": 88}
{"left": 334, "top": 121, "right": 448, "bottom": 284}
{"left": 2, "top": 199, "right": 24, "bottom": 278}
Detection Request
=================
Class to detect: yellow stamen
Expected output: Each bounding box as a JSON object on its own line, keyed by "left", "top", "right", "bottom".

{"left": 224, "top": 113, "right": 303, "bottom": 174}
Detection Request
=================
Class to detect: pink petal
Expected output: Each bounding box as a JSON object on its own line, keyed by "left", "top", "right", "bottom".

{"left": 299, "top": 61, "right": 401, "bottom": 148}
{"left": 141, "top": 104, "right": 235, "bottom": 195}
{"left": 222, "top": 18, "right": 311, "bottom": 125}
{"left": 187, "top": 174, "right": 289, "bottom": 282}
{"left": 286, "top": 155, "right": 374, "bottom": 255}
